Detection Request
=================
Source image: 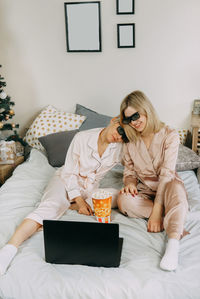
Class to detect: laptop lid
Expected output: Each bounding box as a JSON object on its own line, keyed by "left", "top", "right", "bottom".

{"left": 43, "top": 220, "right": 123, "bottom": 267}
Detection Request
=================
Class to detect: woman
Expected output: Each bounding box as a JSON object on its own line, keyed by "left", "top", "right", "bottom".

{"left": 0, "top": 118, "right": 128, "bottom": 275}
{"left": 117, "top": 90, "right": 188, "bottom": 271}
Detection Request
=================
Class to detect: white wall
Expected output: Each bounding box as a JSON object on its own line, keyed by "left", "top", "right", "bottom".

{"left": 0, "top": 0, "right": 200, "bottom": 136}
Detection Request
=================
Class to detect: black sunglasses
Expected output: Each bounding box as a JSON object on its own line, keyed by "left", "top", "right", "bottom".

{"left": 122, "top": 112, "right": 140, "bottom": 124}
{"left": 117, "top": 126, "right": 129, "bottom": 143}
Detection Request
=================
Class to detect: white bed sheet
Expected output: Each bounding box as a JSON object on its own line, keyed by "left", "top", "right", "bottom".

{"left": 0, "top": 149, "right": 200, "bottom": 299}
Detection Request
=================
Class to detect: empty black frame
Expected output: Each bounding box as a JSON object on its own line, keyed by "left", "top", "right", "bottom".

{"left": 117, "top": 24, "right": 135, "bottom": 48}
{"left": 116, "top": 0, "right": 134, "bottom": 14}
{"left": 64, "top": 1, "right": 102, "bottom": 52}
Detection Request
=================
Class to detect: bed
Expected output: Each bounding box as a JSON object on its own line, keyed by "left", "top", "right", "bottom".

{"left": 0, "top": 147, "right": 200, "bottom": 299}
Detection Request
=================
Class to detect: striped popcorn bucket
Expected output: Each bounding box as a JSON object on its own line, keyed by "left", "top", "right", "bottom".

{"left": 92, "top": 189, "right": 112, "bottom": 223}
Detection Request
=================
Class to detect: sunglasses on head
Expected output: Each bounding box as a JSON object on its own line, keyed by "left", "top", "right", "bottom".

{"left": 122, "top": 112, "right": 140, "bottom": 124}
{"left": 117, "top": 126, "right": 129, "bottom": 143}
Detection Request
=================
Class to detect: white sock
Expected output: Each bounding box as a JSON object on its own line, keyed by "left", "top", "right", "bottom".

{"left": 160, "top": 238, "right": 179, "bottom": 271}
{"left": 0, "top": 244, "right": 18, "bottom": 275}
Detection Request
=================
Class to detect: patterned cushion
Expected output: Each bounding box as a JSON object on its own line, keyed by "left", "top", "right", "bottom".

{"left": 176, "top": 144, "right": 200, "bottom": 171}
{"left": 177, "top": 129, "right": 188, "bottom": 145}
{"left": 24, "top": 105, "right": 86, "bottom": 150}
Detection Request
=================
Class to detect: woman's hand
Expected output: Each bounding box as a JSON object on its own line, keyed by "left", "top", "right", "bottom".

{"left": 75, "top": 197, "right": 93, "bottom": 216}
{"left": 147, "top": 214, "right": 163, "bottom": 233}
{"left": 120, "top": 184, "right": 138, "bottom": 196}
{"left": 147, "top": 202, "right": 164, "bottom": 233}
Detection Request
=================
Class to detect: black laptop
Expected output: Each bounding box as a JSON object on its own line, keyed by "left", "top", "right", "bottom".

{"left": 43, "top": 220, "right": 123, "bottom": 267}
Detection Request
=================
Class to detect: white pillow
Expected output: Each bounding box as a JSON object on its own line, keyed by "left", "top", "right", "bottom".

{"left": 24, "top": 105, "right": 86, "bottom": 150}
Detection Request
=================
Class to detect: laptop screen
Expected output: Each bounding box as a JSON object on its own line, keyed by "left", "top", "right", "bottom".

{"left": 43, "top": 220, "right": 122, "bottom": 267}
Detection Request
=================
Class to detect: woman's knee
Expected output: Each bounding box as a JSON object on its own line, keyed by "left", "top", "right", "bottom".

{"left": 118, "top": 192, "right": 153, "bottom": 218}
{"left": 164, "top": 180, "right": 188, "bottom": 206}
{"left": 165, "top": 179, "right": 185, "bottom": 194}
{"left": 117, "top": 193, "right": 131, "bottom": 215}
{"left": 117, "top": 193, "right": 143, "bottom": 217}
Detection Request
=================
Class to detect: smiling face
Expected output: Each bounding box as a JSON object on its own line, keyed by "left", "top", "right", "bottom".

{"left": 124, "top": 106, "right": 147, "bottom": 133}
{"left": 120, "top": 90, "right": 164, "bottom": 142}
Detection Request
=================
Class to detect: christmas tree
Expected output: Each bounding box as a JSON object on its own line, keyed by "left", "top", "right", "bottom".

{"left": 0, "top": 65, "right": 25, "bottom": 145}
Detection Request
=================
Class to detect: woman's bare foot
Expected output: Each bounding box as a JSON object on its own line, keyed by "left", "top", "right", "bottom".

{"left": 69, "top": 203, "right": 79, "bottom": 210}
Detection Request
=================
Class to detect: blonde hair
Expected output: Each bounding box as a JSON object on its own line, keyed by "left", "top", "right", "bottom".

{"left": 120, "top": 90, "right": 164, "bottom": 143}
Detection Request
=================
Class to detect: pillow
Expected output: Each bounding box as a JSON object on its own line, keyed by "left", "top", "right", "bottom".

{"left": 39, "top": 129, "right": 79, "bottom": 167}
{"left": 176, "top": 144, "right": 200, "bottom": 171}
{"left": 75, "top": 104, "right": 112, "bottom": 131}
{"left": 25, "top": 105, "right": 86, "bottom": 150}
{"left": 177, "top": 129, "right": 188, "bottom": 145}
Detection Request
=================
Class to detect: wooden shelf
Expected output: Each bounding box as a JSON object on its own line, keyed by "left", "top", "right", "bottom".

{"left": 0, "top": 156, "right": 24, "bottom": 185}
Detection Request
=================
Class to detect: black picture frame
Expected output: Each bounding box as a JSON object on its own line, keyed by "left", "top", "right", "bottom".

{"left": 116, "top": 0, "right": 134, "bottom": 15}
{"left": 64, "top": 1, "right": 102, "bottom": 52}
{"left": 117, "top": 23, "right": 135, "bottom": 48}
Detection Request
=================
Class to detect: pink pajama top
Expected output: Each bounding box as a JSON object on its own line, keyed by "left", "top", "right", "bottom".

{"left": 123, "top": 126, "right": 183, "bottom": 205}
{"left": 56, "top": 128, "right": 122, "bottom": 201}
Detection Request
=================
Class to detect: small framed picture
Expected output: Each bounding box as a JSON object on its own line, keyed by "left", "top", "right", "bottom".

{"left": 116, "top": 0, "right": 134, "bottom": 15}
{"left": 64, "top": 1, "right": 102, "bottom": 52}
{"left": 117, "top": 24, "right": 135, "bottom": 48}
{"left": 193, "top": 99, "right": 200, "bottom": 115}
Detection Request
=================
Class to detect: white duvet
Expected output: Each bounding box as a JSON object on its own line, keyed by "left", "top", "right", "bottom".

{"left": 0, "top": 149, "right": 200, "bottom": 299}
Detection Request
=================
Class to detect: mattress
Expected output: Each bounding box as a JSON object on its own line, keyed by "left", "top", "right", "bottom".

{"left": 0, "top": 149, "right": 200, "bottom": 299}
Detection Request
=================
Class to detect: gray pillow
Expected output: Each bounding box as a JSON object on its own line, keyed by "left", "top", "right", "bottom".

{"left": 75, "top": 104, "right": 112, "bottom": 131}
{"left": 38, "top": 130, "right": 79, "bottom": 167}
{"left": 176, "top": 144, "right": 200, "bottom": 171}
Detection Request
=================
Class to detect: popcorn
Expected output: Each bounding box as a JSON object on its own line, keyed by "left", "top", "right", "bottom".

{"left": 92, "top": 189, "right": 112, "bottom": 199}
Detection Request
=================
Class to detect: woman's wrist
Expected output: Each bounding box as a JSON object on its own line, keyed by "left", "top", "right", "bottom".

{"left": 124, "top": 177, "right": 137, "bottom": 187}
{"left": 152, "top": 202, "right": 163, "bottom": 216}
{"left": 125, "top": 183, "right": 136, "bottom": 188}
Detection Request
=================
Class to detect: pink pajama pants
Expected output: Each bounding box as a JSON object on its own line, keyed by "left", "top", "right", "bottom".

{"left": 26, "top": 174, "right": 119, "bottom": 225}
{"left": 117, "top": 179, "right": 188, "bottom": 239}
